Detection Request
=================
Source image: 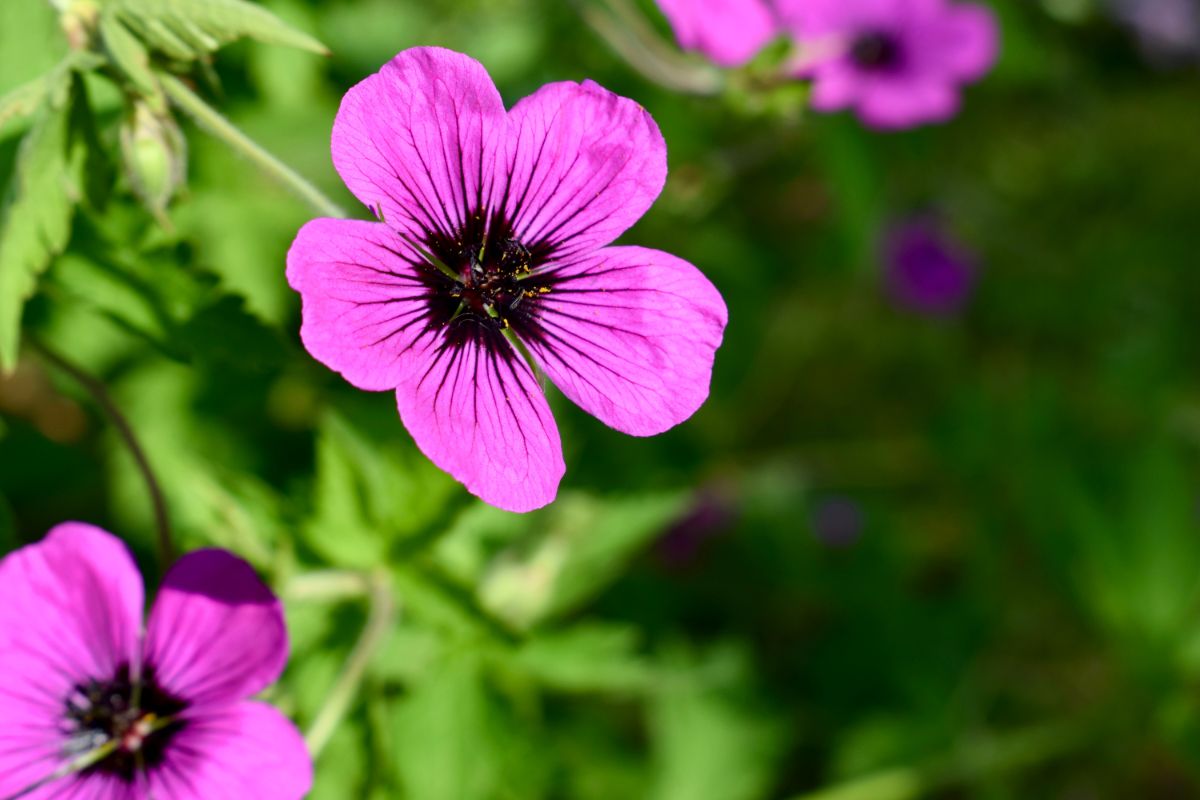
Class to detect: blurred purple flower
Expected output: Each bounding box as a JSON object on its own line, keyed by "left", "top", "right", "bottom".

{"left": 811, "top": 496, "right": 865, "bottom": 548}
{"left": 1107, "top": 0, "right": 1200, "bottom": 65}
{"left": 883, "top": 220, "right": 977, "bottom": 316}
{"left": 777, "top": 0, "right": 999, "bottom": 129}
{"left": 658, "top": 486, "right": 738, "bottom": 566}
{"left": 0, "top": 523, "right": 311, "bottom": 799}
{"left": 654, "top": 0, "right": 779, "bottom": 66}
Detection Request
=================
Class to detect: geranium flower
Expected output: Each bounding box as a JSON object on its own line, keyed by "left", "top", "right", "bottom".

{"left": 654, "top": 0, "right": 778, "bottom": 66}
{"left": 778, "top": 0, "right": 999, "bottom": 129}
{"left": 883, "top": 219, "right": 977, "bottom": 316}
{"left": 0, "top": 523, "right": 311, "bottom": 799}
{"left": 288, "top": 47, "right": 728, "bottom": 512}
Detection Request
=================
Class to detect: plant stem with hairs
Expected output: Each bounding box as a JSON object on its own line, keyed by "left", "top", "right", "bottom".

{"left": 304, "top": 571, "right": 396, "bottom": 758}
{"left": 29, "top": 339, "right": 175, "bottom": 567}
{"left": 158, "top": 73, "right": 347, "bottom": 220}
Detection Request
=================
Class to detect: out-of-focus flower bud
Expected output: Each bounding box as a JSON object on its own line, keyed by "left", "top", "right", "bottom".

{"left": 59, "top": 0, "right": 99, "bottom": 51}
{"left": 119, "top": 100, "right": 187, "bottom": 226}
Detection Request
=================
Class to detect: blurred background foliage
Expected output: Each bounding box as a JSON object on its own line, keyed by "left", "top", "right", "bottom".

{"left": 2, "top": 0, "right": 1200, "bottom": 797}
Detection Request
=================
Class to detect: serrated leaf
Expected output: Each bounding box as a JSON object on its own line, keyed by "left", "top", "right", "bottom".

{"left": 0, "top": 75, "right": 84, "bottom": 371}
{"left": 109, "top": 0, "right": 328, "bottom": 60}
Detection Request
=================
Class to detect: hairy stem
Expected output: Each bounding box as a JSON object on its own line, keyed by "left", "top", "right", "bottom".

{"left": 158, "top": 73, "right": 347, "bottom": 219}
{"left": 285, "top": 569, "right": 370, "bottom": 602}
{"left": 304, "top": 571, "right": 396, "bottom": 758}
{"left": 577, "top": 0, "right": 723, "bottom": 95}
{"left": 30, "top": 339, "right": 174, "bottom": 566}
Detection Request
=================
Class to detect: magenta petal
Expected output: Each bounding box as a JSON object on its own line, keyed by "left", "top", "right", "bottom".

{"left": 331, "top": 46, "right": 505, "bottom": 238}
{"left": 501, "top": 81, "right": 667, "bottom": 260}
{"left": 859, "top": 79, "right": 959, "bottom": 128}
{"left": 145, "top": 550, "right": 287, "bottom": 706}
{"left": 148, "top": 702, "right": 311, "bottom": 800}
{"left": 937, "top": 4, "right": 1000, "bottom": 80}
{"left": 287, "top": 218, "right": 438, "bottom": 392}
{"left": 396, "top": 338, "right": 565, "bottom": 512}
{"left": 0, "top": 524, "right": 142, "bottom": 798}
{"left": 654, "top": 0, "right": 777, "bottom": 66}
{"left": 9, "top": 775, "right": 128, "bottom": 800}
{"left": 530, "top": 246, "right": 728, "bottom": 437}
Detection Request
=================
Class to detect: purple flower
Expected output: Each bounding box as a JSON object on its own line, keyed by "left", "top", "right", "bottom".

{"left": 810, "top": 496, "right": 865, "bottom": 548}
{"left": 654, "top": 0, "right": 779, "bottom": 66}
{"left": 778, "top": 0, "right": 999, "bottom": 129}
{"left": 883, "top": 219, "right": 977, "bottom": 316}
{"left": 657, "top": 484, "right": 738, "bottom": 566}
{"left": 1107, "top": 0, "right": 1200, "bottom": 65}
{"left": 287, "top": 47, "right": 728, "bottom": 513}
{"left": 0, "top": 524, "right": 311, "bottom": 799}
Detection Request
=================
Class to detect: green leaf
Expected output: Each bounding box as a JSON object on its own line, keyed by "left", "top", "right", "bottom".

{"left": 306, "top": 412, "right": 388, "bottom": 569}
{"left": 392, "top": 655, "right": 499, "bottom": 800}
{"left": 109, "top": 0, "right": 329, "bottom": 60}
{"left": 479, "top": 491, "right": 688, "bottom": 629}
{"left": 303, "top": 410, "right": 457, "bottom": 568}
{"left": 513, "top": 623, "right": 654, "bottom": 694}
{"left": 0, "top": 74, "right": 84, "bottom": 371}
{"left": 649, "top": 645, "right": 788, "bottom": 800}
{"left": 98, "top": 12, "right": 162, "bottom": 104}
{"left": 0, "top": 75, "right": 50, "bottom": 132}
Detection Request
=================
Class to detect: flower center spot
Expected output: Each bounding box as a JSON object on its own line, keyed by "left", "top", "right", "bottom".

{"left": 62, "top": 665, "right": 187, "bottom": 782}
{"left": 850, "top": 31, "right": 904, "bottom": 71}
{"left": 446, "top": 237, "right": 547, "bottom": 329}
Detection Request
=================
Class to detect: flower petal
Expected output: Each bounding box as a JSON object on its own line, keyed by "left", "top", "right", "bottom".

{"left": 396, "top": 331, "right": 565, "bottom": 512}
{"left": 331, "top": 46, "right": 505, "bottom": 240}
{"left": 147, "top": 702, "right": 311, "bottom": 800}
{"left": 0, "top": 524, "right": 142, "bottom": 798}
{"left": 287, "top": 218, "right": 442, "bottom": 392}
{"left": 526, "top": 246, "right": 727, "bottom": 437}
{"left": 5, "top": 774, "right": 129, "bottom": 800}
{"left": 145, "top": 550, "right": 287, "bottom": 706}
{"left": 857, "top": 78, "right": 959, "bottom": 128}
{"left": 500, "top": 81, "right": 666, "bottom": 261}
{"left": 936, "top": 3, "right": 999, "bottom": 80}
{"left": 654, "top": 0, "right": 778, "bottom": 66}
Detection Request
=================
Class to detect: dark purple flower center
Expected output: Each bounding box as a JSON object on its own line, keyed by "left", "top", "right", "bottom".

{"left": 419, "top": 212, "right": 555, "bottom": 349}
{"left": 850, "top": 31, "right": 904, "bottom": 71}
{"left": 62, "top": 664, "right": 188, "bottom": 781}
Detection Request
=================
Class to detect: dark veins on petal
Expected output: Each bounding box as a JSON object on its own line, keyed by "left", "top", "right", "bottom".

{"left": 850, "top": 31, "right": 905, "bottom": 71}
{"left": 62, "top": 663, "right": 188, "bottom": 781}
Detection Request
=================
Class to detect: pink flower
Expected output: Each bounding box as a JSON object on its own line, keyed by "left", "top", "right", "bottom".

{"left": 288, "top": 47, "right": 728, "bottom": 513}
{"left": 0, "top": 524, "right": 311, "bottom": 799}
{"left": 654, "top": 0, "right": 778, "bottom": 66}
{"left": 778, "top": 0, "right": 999, "bottom": 129}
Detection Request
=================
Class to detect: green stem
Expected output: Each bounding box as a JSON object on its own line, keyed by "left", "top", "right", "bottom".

{"left": 787, "top": 721, "right": 1089, "bottom": 800}
{"left": 158, "top": 73, "right": 346, "bottom": 219}
{"left": 285, "top": 569, "right": 370, "bottom": 602}
{"left": 576, "top": 0, "right": 723, "bottom": 95}
{"left": 304, "top": 571, "right": 396, "bottom": 758}
{"left": 30, "top": 339, "right": 175, "bottom": 567}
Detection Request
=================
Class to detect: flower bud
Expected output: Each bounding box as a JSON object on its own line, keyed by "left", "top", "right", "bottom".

{"left": 119, "top": 101, "right": 187, "bottom": 224}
